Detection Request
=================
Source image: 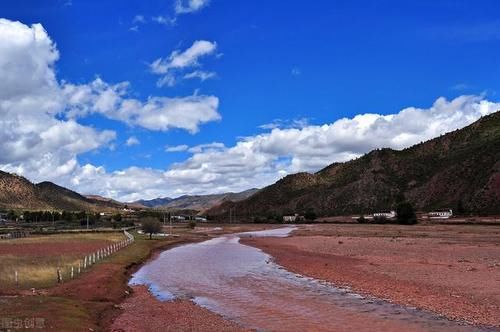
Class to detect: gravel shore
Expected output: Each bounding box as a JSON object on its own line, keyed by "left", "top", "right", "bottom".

{"left": 242, "top": 224, "right": 500, "bottom": 327}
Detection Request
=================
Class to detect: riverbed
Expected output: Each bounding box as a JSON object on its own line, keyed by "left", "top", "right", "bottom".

{"left": 129, "top": 227, "right": 490, "bottom": 331}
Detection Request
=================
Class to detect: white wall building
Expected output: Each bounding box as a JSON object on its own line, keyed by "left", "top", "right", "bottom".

{"left": 372, "top": 210, "right": 396, "bottom": 219}
{"left": 283, "top": 214, "right": 298, "bottom": 222}
{"left": 428, "top": 209, "right": 453, "bottom": 219}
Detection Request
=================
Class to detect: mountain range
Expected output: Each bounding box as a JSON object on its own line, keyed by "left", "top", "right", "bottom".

{"left": 0, "top": 170, "right": 258, "bottom": 213}
{"left": 133, "top": 188, "right": 259, "bottom": 212}
{"left": 207, "top": 111, "right": 500, "bottom": 218}
{"left": 1, "top": 112, "right": 498, "bottom": 216}
{"left": 0, "top": 174, "right": 126, "bottom": 212}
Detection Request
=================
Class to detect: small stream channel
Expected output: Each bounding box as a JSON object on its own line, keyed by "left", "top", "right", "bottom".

{"left": 130, "top": 227, "right": 493, "bottom": 331}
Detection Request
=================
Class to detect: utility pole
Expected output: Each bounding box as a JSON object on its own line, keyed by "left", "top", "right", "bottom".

{"left": 169, "top": 213, "right": 173, "bottom": 235}
{"left": 86, "top": 213, "right": 89, "bottom": 230}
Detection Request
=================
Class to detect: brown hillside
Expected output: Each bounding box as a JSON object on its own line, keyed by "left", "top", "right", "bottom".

{"left": 208, "top": 111, "right": 500, "bottom": 218}
{"left": 0, "top": 173, "right": 123, "bottom": 212}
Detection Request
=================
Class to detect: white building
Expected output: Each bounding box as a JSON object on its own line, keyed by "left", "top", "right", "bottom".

{"left": 428, "top": 209, "right": 453, "bottom": 219}
{"left": 283, "top": 214, "right": 297, "bottom": 222}
{"left": 372, "top": 210, "right": 396, "bottom": 219}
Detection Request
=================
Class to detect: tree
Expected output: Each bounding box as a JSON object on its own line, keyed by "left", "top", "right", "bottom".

{"left": 396, "top": 202, "right": 417, "bottom": 225}
{"left": 357, "top": 215, "right": 368, "bottom": 224}
{"left": 142, "top": 218, "right": 162, "bottom": 239}
{"left": 304, "top": 208, "right": 317, "bottom": 221}
{"left": 7, "top": 210, "right": 16, "bottom": 221}
{"left": 456, "top": 200, "right": 465, "bottom": 215}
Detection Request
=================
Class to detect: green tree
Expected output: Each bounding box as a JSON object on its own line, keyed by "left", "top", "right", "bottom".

{"left": 7, "top": 210, "right": 16, "bottom": 221}
{"left": 455, "top": 200, "right": 465, "bottom": 215}
{"left": 396, "top": 202, "right": 417, "bottom": 225}
{"left": 142, "top": 218, "right": 162, "bottom": 239}
{"left": 304, "top": 208, "right": 317, "bottom": 221}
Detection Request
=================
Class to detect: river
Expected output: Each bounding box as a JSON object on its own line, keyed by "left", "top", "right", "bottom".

{"left": 129, "top": 227, "right": 490, "bottom": 331}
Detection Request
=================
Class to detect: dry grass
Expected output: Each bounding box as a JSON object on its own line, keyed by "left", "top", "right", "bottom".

{"left": 0, "top": 232, "right": 126, "bottom": 290}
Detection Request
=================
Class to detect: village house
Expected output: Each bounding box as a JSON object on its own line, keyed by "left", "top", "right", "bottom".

{"left": 283, "top": 214, "right": 305, "bottom": 222}
{"left": 372, "top": 210, "right": 396, "bottom": 219}
{"left": 428, "top": 209, "right": 453, "bottom": 219}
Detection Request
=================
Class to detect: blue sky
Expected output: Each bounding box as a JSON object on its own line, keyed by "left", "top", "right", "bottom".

{"left": 0, "top": 1, "right": 499, "bottom": 200}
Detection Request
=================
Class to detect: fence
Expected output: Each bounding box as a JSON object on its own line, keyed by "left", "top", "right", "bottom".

{"left": 9, "top": 230, "right": 135, "bottom": 288}
{"left": 0, "top": 230, "right": 30, "bottom": 240}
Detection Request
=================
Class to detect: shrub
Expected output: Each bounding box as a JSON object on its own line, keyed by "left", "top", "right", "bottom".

{"left": 396, "top": 202, "right": 417, "bottom": 225}
{"left": 188, "top": 220, "right": 197, "bottom": 229}
{"left": 357, "top": 215, "right": 368, "bottom": 224}
{"left": 373, "top": 216, "right": 388, "bottom": 224}
{"left": 304, "top": 208, "right": 317, "bottom": 221}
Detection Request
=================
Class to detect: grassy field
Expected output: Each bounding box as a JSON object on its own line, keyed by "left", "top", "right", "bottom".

{"left": 0, "top": 224, "right": 280, "bottom": 330}
{"left": 0, "top": 225, "right": 216, "bottom": 330}
{"left": 0, "top": 232, "right": 125, "bottom": 290}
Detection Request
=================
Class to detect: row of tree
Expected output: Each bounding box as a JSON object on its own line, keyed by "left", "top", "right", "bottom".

{"left": 2, "top": 210, "right": 124, "bottom": 224}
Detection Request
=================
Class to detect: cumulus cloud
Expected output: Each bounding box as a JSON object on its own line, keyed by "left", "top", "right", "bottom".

{"left": 150, "top": 40, "right": 217, "bottom": 86}
{"left": 152, "top": 15, "right": 177, "bottom": 27}
{"left": 1, "top": 18, "right": 499, "bottom": 202}
{"left": 63, "top": 78, "right": 221, "bottom": 133}
{"left": 126, "top": 136, "right": 140, "bottom": 146}
{"left": 175, "top": 0, "right": 210, "bottom": 14}
{"left": 0, "top": 18, "right": 115, "bottom": 181}
{"left": 0, "top": 18, "right": 219, "bottom": 194}
{"left": 165, "top": 144, "right": 189, "bottom": 152}
{"left": 59, "top": 94, "right": 499, "bottom": 202}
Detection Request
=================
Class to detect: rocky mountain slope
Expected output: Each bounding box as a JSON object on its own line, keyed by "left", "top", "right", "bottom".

{"left": 208, "top": 112, "right": 500, "bottom": 218}
{"left": 0, "top": 173, "right": 125, "bottom": 211}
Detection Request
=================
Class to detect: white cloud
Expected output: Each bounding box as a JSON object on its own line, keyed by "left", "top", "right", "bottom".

{"left": 259, "top": 118, "right": 310, "bottom": 130}
{"left": 165, "top": 144, "right": 189, "bottom": 152}
{"left": 63, "top": 79, "right": 221, "bottom": 133}
{"left": 187, "top": 142, "right": 225, "bottom": 153}
{"left": 151, "top": 40, "right": 217, "bottom": 86}
{"left": 0, "top": 18, "right": 115, "bottom": 181}
{"left": 0, "top": 18, "right": 220, "bottom": 196}
{"left": 133, "top": 15, "right": 146, "bottom": 24}
{"left": 175, "top": 0, "right": 210, "bottom": 14}
{"left": 184, "top": 70, "right": 216, "bottom": 81}
{"left": 126, "top": 136, "right": 140, "bottom": 146}
{"left": 1, "top": 19, "right": 499, "bottom": 202}
{"left": 152, "top": 16, "right": 177, "bottom": 26}
{"left": 66, "top": 94, "right": 499, "bottom": 202}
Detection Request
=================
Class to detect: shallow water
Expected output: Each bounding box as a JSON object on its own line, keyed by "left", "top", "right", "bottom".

{"left": 130, "top": 227, "right": 490, "bottom": 331}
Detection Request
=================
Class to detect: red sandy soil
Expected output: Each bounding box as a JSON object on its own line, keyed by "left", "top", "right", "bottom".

{"left": 110, "top": 286, "right": 247, "bottom": 331}
{"left": 0, "top": 240, "right": 114, "bottom": 256}
{"left": 242, "top": 224, "right": 500, "bottom": 327}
